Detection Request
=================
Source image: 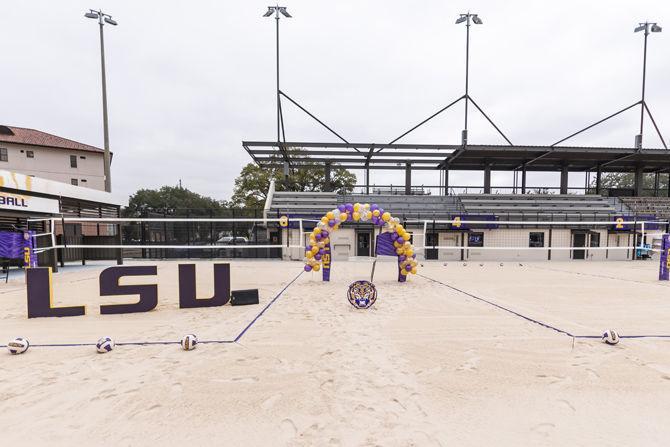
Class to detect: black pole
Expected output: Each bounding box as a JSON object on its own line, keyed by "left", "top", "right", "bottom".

{"left": 464, "top": 16, "right": 470, "bottom": 143}
{"left": 639, "top": 24, "right": 649, "bottom": 146}
{"left": 276, "top": 14, "right": 280, "bottom": 145}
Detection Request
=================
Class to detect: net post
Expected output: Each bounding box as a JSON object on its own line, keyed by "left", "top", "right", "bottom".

{"left": 50, "top": 218, "right": 59, "bottom": 273}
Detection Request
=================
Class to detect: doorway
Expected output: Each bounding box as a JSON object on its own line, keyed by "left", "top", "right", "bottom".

{"left": 425, "top": 232, "right": 438, "bottom": 260}
{"left": 572, "top": 232, "right": 586, "bottom": 259}
{"left": 356, "top": 231, "right": 371, "bottom": 257}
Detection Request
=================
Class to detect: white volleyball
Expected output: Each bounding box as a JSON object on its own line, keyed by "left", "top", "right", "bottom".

{"left": 7, "top": 337, "right": 30, "bottom": 355}
{"left": 602, "top": 330, "right": 620, "bottom": 345}
{"left": 96, "top": 336, "right": 115, "bottom": 353}
{"left": 181, "top": 334, "right": 198, "bottom": 351}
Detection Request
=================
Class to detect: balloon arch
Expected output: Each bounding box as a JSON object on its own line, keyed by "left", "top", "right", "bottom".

{"left": 302, "top": 203, "right": 418, "bottom": 282}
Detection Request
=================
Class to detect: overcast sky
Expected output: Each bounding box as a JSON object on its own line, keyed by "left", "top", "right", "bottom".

{"left": 2, "top": 1, "right": 669, "bottom": 199}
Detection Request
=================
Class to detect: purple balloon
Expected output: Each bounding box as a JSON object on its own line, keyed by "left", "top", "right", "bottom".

{"left": 315, "top": 254, "right": 322, "bottom": 261}
{"left": 304, "top": 265, "right": 312, "bottom": 272}
{"left": 398, "top": 255, "right": 407, "bottom": 262}
{"left": 318, "top": 249, "right": 325, "bottom": 255}
{"left": 315, "top": 233, "right": 322, "bottom": 240}
{"left": 370, "top": 203, "right": 379, "bottom": 211}
{"left": 321, "top": 230, "right": 329, "bottom": 238}
{"left": 378, "top": 208, "right": 385, "bottom": 216}
{"left": 345, "top": 203, "right": 354, "bottom": 212}
{"left": 329, "top": 219, "right": 336, "bottom": 227}
{"left": 338, "top": 204, "right": 346, "bottom": 212}
{"left": 405, "top": 264, "right": 412, "bottom": 271}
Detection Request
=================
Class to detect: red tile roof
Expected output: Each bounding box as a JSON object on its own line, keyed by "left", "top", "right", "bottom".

{"left": 0, "top": 125, "right": 103, "bottom": 153}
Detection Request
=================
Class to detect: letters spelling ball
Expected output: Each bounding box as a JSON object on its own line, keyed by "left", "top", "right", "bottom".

{"left": 96, "top": 336, "right": 115, "bottom": 353}
{"left": 7, "top": 337, "right": 30, "bottom": 355}
{"left": 181, "top": 334, "right": 198, "bottom": 351}
{"left": 602, "top": 329, "right": 620, "bottom": 345}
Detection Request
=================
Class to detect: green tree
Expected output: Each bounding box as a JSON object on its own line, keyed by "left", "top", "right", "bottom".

{"left": 123, "top": 185, "right": 227, "bottom": 217}
{"left": 230, "top": 160, "right": 357, "bottom": 208}
{"left": 590, "top": 173, "right": 669, "bottom": 195}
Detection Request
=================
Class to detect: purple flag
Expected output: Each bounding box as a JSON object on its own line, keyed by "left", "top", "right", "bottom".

{"left": 659, "top": 234, "right": 670, "bottom": 281}
{"left": 322, "top": 242, "right": 331, "bottom": 282}
{"left": 376, "top": 232, "right": 407, "bottom": 283}
{"left": 0, "top": 231, "right": 36, "bottom": 266}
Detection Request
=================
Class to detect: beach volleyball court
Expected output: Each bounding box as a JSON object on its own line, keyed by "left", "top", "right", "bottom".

{"left": 2, "top": 259, "right": 670, "bottom": 445}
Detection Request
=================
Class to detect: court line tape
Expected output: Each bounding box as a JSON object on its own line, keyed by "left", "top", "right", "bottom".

{"left": 234, "top": 270, "right": 303, "bottom": 342}
{"left": 0, "top": 270, "right": 303, "bottom": 349}
{"left": 419, "top": 273, "right": 670, "bottom": 340}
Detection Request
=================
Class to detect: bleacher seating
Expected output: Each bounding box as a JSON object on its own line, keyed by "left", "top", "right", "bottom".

{"left": 269, "top": 192, "right": 630, "bottom": 220}
{"left": 619, "top": 197, "right": 670, "bottom": 218}
{"left": 339, "top": 194, "right": 464, "bottom": 219}
{"left": 270, "top": 192, "right": 338, "bottom": 214}
{"left": 459, "top": 194, "right": 619, "bottom": 217}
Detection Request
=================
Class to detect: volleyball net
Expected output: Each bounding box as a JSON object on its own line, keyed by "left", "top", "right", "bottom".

{"left": 23, "top": 215, "right": 670, "bottom": 264}
{"left": 411, "top": 218, "right": 669, "bottom": 261}
{"left": 26, "top": 216, "right": 314, "bottom": 261}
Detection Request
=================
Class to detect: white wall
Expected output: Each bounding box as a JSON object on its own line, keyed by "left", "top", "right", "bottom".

{"left": 0, "top": 143, "right": 105, "bottom": 190}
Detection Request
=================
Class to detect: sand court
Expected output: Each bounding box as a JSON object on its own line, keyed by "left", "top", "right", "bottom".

{"left": 2, "top": 259, "right": 670, "bottom": 445}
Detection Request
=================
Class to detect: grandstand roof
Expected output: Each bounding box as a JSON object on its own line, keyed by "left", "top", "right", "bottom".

{"left": 243, "top": 141, "right": 670, "bottom": 172}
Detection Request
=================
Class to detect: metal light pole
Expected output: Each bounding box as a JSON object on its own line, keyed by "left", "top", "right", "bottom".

{"left": 85, "top": 9, "right": 118, "bottom": 193}
{"left": 634, "top": 21, "right": 662, "bottom": 149}
{"left": 455, "top": 13, "right": 482, "bottom": 146}
{"left": 263, "top": 5, "right": 292, "bottom": 187}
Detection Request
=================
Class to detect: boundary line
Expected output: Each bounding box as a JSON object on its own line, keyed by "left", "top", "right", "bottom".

{"left": 0, "top": 270, "right": 303, "bottom": 349}
{"left": 418, "top": 273, "right": 670, "bottom": 340}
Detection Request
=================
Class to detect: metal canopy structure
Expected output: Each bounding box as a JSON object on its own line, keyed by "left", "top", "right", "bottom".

{"left": 243, "top": 141, "right": 670, "bottom": 173}
{"left": 247, "top": 9, "right": 667, "bottom": 196}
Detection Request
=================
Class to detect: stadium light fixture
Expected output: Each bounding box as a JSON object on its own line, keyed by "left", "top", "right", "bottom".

{"left": 455, "top": 12, "right": 484, "bottom": 146}
{"left": 84, "top": 9, "right": 118, "bottom": 192}
{"left": 263, "top": 5, "right": 292, "bottom": 186}
{"left": 633, "top": 21, "right": 662, "bottom": 149}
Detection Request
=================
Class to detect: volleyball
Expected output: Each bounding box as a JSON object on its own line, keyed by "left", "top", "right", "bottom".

{"left": 347, "top": 280, "right": 377, "bottom": 309}
{"left": 181, "top": 334, "right": 198, "bottom": 351}
{"left": 96, "top": 336, "right": 115, "bottom": 353}
{"left": 7, "top": 337, "right": 30, "bottom": 355}
{"left": 602, "top": 329, "right": 620, "bottom": 345}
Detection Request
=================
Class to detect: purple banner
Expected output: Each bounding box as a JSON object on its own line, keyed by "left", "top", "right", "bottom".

{"left": 375, "top": 232, "right": 407, "bottom": 283}
{"left": 612, "top": 216, "right": 633, "bottom": 231}
{"left": 659, "top": 234, "right": 670, "bottom": 281}
{"left": 322, "top": 242, "right": 331, "bottom": 281}
{"left": 0, "top": 231, "right": 36, "bottom": 266}
{"left": 451, "top": 215, "right": 498, "bottom": 230}
{"left": 375, "top": 232, "right": 396, "bottom": 256}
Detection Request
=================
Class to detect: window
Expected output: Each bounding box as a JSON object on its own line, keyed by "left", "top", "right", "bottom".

{"left": 26, "top": 150, "right": 34, "bottom": 158}
{"left": 80, "top": 155, "right": 86, "bottom": 159}
{"left": 81, "top": 179, "right": 87, "bottom": 183}
{"left": 529, "top": 232, "right": 545, "bottom": 248}
{"left": 70, "top": 155, "right": 77, "bottom": 168}
{"left": 0, "top": 148, "right": 7, "bottom": 162}
{"left": 71, "top": 179, "right": 78, "bottom": 186}
{"left": 590, "top": 233, "right": 600, "bottom": 247}
{"left": 468, "top": 232, "right": 484, "bottom": 247}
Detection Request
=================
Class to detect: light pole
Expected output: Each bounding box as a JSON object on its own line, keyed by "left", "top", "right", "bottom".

{"left": 634, "top": 21, "right": 662, "bottom": 149}
{"left": 263, "top": 6, "right": 291, "bottom": 145}
{"left": 455, "top": 12, "right": 482, "bottom": 146}
{"left": 84, "top": 9, "right": 118, "bottom": 193}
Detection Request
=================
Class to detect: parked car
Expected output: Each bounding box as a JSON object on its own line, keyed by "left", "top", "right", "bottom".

{"left": 216, "top": 236, "right": 249, "bottom": 245}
